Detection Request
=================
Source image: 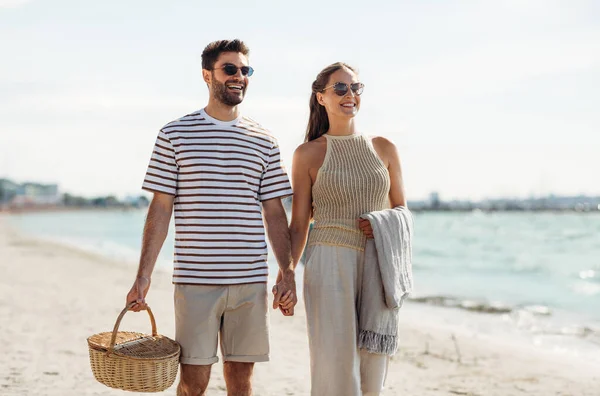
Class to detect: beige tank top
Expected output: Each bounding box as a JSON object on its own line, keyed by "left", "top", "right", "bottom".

{"left": 307, "top": 133, "right": 391, "bottom": 251}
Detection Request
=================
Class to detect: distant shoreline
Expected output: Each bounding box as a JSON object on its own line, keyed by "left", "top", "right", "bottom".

{"left": 0, "top": 205, "right": 146, "bottom": 215}
{"left": 410, "top": 207, "right": 600, "bottom": 214}
{"left": 3, "top": 205, "right": 598, "bottom": 215}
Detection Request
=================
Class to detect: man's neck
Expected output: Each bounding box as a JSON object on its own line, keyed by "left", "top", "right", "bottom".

{"left": 204, "top": 100, "right": 240, "bottom": 122}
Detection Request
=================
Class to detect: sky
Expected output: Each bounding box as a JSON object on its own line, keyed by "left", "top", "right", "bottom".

{"left": 1, "top": 0, "right": 599, "bottom": 201}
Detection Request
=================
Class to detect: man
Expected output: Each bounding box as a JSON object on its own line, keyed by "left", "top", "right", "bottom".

{"left": 125, "top": 39, "right": 297, "bottom": 396}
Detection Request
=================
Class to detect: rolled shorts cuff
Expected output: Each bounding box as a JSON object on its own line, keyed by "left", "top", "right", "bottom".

{"left": 223, "top": 354, "right": 269, "bottom": 363}
{"left": 180, "top": 356, "right": 219, "bottom": 365}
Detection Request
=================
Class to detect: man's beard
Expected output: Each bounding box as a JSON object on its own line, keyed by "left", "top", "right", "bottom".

{"left": 211, "top": 78, "right": 245, "bottom": 106}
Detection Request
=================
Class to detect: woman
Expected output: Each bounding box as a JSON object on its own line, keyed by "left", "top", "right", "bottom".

{"left": 288, "top": 62, "right": 406, "bottom": 395}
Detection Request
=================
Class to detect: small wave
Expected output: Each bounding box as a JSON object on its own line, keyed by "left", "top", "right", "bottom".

{"left": 578, "top": 269, "right": 599, "bottom": 282}
{"left": 520, "top": 305, "right": 552, "bottom": 316}
{"left": 416, "top": 248, "right": 447, "bottom": 258}
{"left": 409, "top": 295, "right": 513, "bottom": 314}
{"left": 570, "top": 280, "right": 600, "bottom": 296}
{"left": 409, "top": 295, "right": 557, "bottom": 317}
{"left": 530, "top": 325, "right": 600, "bottom": 339}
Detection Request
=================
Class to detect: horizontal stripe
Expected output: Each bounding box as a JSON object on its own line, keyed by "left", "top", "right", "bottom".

{"left": 169, "top": 128, "right": 272, "bottom": 146}
{"left": 174, "top": 207, "right": 261, "bottom": 214}
{"left": 176, "top": 258, "right": 265, "bottom": 266}
{"left": 174, "top": 221, "right": 264, "bottom": 229}
{"left": 260, "top": 191, "right": 293, "bottom": 201}
{"left": 175, "top": 195, "right": 257, "bottom": 206}
{"left": 178, "top": 147, "right": 266, "bottom": 160}
{"left": 157, "top": 135, "right": 171, "bottom": 144}
{"left": 163, "top": 122, "right": 213, "bottom": 128}
{"left": 178, "top": 149, "right": 268, "bottom": 163}
{"left": 175, "top": 249, "right": 260, "bottom": 257}
{"left": 176, "top": 191, "right": 256, "bottom": 198}
{"left": 177, "top": 162, "right": 263, "bottom": 175}
{"left": 175, "top": 245, "right": 265, "bottom": 251}
{"left": 177, "top": 185, "right": 258, "bottom": 193}
{"left": 175, "top": 225, "right": 264, "bottom": 231}
{"left": 260, "top": 179, "right": 292, "bottom": 190}
{"left": 165, "top": 126, "right": 273, "bottom": 145}
{"left": 237, "top": 124, "right": 273, "bottom": 139}
{"left": 173, "top": 281, "right": 267, "bottom": 286}
{"left": 146, "top": 171, "right": 177, "bottom": 182}
{"left": 175, "top": 268, "right": 267, "bottom": 275}
{"left": 143, "top": 179, "right": 176, "bottom": 190}
{"left": 149, "top": 157, "right": 177, "bottom": 167}
{"left": 261, "top": 171, "right": 288, "bottom": 181}
{"left": 177, "top": 170, "right": 257, "bottom": 179}
{"left": 178, "top": 154, "right": 265, "bottom": 168}
{"left": 175, "top": 230, "right": 264, "bottom": 235}
{"left": 177, "top": 177, "right": 259, "bottom": 187}
{"left": 174, "top": 214, "right": 262, "bottom": 220}
{"left": 173, "top": 273, "right": 267, "bottom": 280}
{"left": 174, "top": 258, "right": 265, "bottom": 265}
{"left": 174, "top": 239, "right": 264, "bottom": 245}
{"left": 152, "top": 149, "right": 176, "bottom": 161}
{"left": 174, "top": 223, "right": 264, "bottom": 229}
{"left": 155, "top": 142, "right": 174, "bottom": 153}
{"left": 170, "top": 134, "right": 271, "bottom": 150}
{"left": 142, "top": 185, "right": 176, "bottom": 196}
{"left": 175, "top": 238, "right": 264, "bottom": 243}
{"left": 176, "top": 244, "right": 267, "bottom": 250}
{"left": 174, "top": 265, "right": 267, "bottom": 272}
{"left": 261, "top": 178, "right": 289, "bottom": 189}
{"left": 171, "top": 141, "right": 270, "bottom": 156}
{"left": 260, "top": 186, "right": 293, "bottom": 196}
{"left": 174, "top": 272, "right": 267, "bottom": 280}
{"left": 147, "top": 164, "right": 177, "bottom": 176}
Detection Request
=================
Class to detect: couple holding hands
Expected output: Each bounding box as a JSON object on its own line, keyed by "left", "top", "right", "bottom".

{"left": 126, "top": 38, "right": 408, "bottom": 396}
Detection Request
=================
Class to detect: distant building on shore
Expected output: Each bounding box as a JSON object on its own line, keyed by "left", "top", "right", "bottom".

{"left": 408, "top": 192, "right": 600, "bottom": 213}
{"left": 0, "top": 179, "right": 61, "bottom": 207}
{"left": 0, "top": 178, "right": 149, "bottom": 211}
{"left": 0, "top": 179, "right": 19, "bottom": 204}
{"left": 429, "top": 192, "right": 441, "bottom": 210}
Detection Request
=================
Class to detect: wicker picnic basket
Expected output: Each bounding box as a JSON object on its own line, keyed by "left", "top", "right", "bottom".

{"left": 87, "top": 303, "right": 180, "bottom": 392}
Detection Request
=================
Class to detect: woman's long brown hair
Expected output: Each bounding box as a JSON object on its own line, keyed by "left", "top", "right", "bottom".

{"left": 304, "top": 62, "right": 357, "bottom": 142}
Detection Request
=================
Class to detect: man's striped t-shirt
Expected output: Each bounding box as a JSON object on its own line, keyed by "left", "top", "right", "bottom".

{"left": 142, "top": 109, "right": 293, "bottom": 285}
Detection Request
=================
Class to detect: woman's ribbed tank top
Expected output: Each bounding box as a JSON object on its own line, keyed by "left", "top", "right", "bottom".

{"left": 307, "top": 133, "right": 391, "bottom": 251}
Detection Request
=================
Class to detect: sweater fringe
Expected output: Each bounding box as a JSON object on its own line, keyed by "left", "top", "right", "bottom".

{"left": 358, "top": 330, "right": 398, "bottom": 356}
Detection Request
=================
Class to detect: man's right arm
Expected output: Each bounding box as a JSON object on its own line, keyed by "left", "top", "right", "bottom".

{"left": 126, "top": 192, "right": 174, "bottom": 311}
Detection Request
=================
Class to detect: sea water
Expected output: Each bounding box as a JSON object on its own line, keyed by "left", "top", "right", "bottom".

{"left": 6, "top": 209, "right": 600, "bottom": 359}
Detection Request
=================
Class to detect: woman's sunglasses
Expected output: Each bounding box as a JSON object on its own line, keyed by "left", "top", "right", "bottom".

{"left": 322, "top": 82, "right": 364, "bottom": 96}
{"left": 216, "top": 63, "right": 254, "bottom": 77}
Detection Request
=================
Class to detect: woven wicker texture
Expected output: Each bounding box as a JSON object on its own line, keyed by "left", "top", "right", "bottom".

{"left": 87, "top": 304, "right": 180, "bottom": 392}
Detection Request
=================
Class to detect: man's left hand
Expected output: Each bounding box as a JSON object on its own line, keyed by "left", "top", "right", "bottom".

{"left": 272, "top": 269, "right": 297, "bottom": 316}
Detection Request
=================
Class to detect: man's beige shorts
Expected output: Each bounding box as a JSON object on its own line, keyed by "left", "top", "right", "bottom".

{"left": 174, "top": 283, "right": 270, "bottom": 365}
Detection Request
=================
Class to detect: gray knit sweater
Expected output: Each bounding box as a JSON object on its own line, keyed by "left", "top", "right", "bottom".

{"left": 358, "top": 206, "right": 414, "bottom": 355}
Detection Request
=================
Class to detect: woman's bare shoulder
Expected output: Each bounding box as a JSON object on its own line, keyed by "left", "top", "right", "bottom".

{"left": 294, "top": 137, "right": 327, "bottom": 161}
{"left": 370, "top": 135, "right": 398, "bottom": 153}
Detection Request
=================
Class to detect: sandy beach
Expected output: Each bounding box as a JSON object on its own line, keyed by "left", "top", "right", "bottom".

{"left": 0, "top": 216, "right": 598, "bottom": 396}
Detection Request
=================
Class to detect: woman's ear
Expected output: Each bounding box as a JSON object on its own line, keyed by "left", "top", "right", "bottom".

{"left": 316, "top": 92, "right": 325, "bottom": 106}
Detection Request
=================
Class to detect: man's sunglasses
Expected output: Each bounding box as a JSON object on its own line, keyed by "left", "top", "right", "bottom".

{"left": 322, "top": 82, "right": 364, "bottom": 96}
{"left": 215, "top": 63, "right": 254, "bottom": 77}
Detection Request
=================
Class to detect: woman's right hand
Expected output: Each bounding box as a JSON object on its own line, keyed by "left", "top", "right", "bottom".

{"left": 358, "top": 218, "right": 374, "bottom": 238}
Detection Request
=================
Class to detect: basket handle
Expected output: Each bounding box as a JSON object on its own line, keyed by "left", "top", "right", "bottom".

{"left": 108, "top": 302, "right": 158, "bottom": 353}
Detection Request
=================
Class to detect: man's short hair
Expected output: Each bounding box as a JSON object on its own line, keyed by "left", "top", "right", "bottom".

{"left": 201, "top": 39, "right": 250, "bottom": 70}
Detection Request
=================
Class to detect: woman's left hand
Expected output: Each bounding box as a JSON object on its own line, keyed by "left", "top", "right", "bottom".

{"left": 358, "top": 218, "right": 374, "bottom": 239}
